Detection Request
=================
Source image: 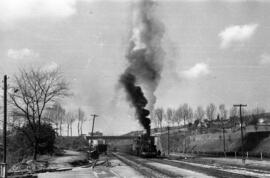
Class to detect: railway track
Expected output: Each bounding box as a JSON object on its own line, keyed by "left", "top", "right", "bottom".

{"left": 167, "top": 157, "right": 270, "bottom": 176}
{"left": 112, "top": 152, "right": 174, "bottom": 178}
{"left": 112, "top": 152, "right": 269, "bottom": 178}
{"left": 149, "top": 158, "right": 257, "bottom": 178}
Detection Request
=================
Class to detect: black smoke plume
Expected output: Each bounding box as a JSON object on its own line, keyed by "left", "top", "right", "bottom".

{"left": 120, "top": 73, "right": 150, "bottom": 135}
{"left": 120, "top": 0, "right": 164, "bottom": 135}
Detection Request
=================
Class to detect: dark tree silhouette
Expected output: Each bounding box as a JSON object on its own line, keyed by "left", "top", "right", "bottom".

{"left": 9, "top": 67, "right": 69, "bottom": 160}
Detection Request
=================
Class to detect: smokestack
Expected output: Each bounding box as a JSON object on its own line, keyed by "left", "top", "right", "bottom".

{"left": 120, "top": 0, "right": 164, "bottom": 135}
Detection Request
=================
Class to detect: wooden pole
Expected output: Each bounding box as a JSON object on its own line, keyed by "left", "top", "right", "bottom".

{"left": 233, "top": 104, "right": 247, "bottom": 164}
{"left": 90, "top": 114, "right": 98, "bottom": 149}
{"left": 221, "top": 115, "right": 226, "bottom": 157}
{"left": 2, "top": 75, "right": 7, "bottom": 178}
{"left": 167, "top": 126, "right": 170, "bottom": 155}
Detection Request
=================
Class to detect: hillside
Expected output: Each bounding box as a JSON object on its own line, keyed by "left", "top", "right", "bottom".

{"left": 157, "top": 128, "right": 270, "bottom": 157}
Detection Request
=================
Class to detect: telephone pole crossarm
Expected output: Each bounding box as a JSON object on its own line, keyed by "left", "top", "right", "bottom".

{"left": 233, "top": 104, "right": 247, "bottom": 107}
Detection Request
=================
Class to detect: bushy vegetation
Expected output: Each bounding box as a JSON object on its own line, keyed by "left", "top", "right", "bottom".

{"left": 55, "top": 136, "right": 89, "bottom": 151}
{"left": 4, "top": 123, "right": 56, "bottom": 167}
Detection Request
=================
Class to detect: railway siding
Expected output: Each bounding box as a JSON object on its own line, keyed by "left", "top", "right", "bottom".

{"left": 112, "top": 153, "right": 178, "bottom": 178}
{"left": 113, "top": 152, "right": 269, "bottom": 178}
{"left": 150, "top": 158, "right": 257, "bottom": 178}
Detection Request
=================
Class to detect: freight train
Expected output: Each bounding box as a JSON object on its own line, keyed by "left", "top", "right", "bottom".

{"left": 131, "top": 134, "right": 158, "bottom": 157}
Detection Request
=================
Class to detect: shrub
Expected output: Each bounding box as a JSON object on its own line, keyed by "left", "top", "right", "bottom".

{"left": 55, "top": 136, "right": 89, "bottom": 151}
{"left": 7, "top": 123, "right": 56, "bottom": 160}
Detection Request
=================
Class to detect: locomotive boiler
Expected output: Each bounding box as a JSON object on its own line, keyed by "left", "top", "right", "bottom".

{"left": 131, "top": 134, "right": 157, "bottom": 157}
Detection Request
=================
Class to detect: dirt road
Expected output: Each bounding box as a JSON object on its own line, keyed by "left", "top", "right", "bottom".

{"left": 47, "top": 150, "right": 87, "bottom": 169}
{"left": 37, "top": 151, "right": 143, "bottom": 178}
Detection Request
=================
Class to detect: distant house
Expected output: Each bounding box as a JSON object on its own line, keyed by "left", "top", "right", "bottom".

{"left": 257, "top": 117, "right": 270, "bottom": 126}
{"left": 229, "top": 113, "right": 270, "bottom": 133}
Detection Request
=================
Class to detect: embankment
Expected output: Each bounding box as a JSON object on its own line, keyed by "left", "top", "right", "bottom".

{"left": 157, "top": 127, "right": 270, "bottom": 157}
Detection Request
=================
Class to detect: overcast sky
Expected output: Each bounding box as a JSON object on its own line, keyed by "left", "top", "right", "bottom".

{"left": 1, "top": 0, "right": 270, "bottom": 135}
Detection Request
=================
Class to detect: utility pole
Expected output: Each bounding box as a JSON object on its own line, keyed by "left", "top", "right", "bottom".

{"left": 184, "top": 116, "right": 186, "bottom": 154}
{"left": 90, "top": 114, "right": 98, "bottom": 149}
{"left": 167, "top": 126, "right": 170, "bottom": 155}
{"left": 233, "top": 104, "right": 247, "bottom": 164}
{"left": 220, "top": 114, "right": 226, "bottom": 157}
{"left": 2, "top": 75, "right": 7, "bottom": 178}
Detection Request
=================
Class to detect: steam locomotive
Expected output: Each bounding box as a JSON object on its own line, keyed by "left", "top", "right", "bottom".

{"left": 131, "top": 134, "right": 158, "bottom": 157}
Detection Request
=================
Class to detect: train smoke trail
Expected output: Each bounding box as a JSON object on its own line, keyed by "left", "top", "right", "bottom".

{"left": 120, "top": 0, "right": 164, "bottom": 135}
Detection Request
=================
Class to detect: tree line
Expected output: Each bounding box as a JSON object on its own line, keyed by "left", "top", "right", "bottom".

{"left": 44, "top": 103, "right": 86, "bottom": 136}
{"left": 153, "top": 103, "right": 266, "bottom": 129}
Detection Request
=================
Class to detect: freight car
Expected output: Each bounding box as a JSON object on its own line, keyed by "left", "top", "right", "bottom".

{"left": 131, "top": 134, "right": 157, "bottom": 157}
{"left": 91, "top": 139, "right": 108, "bottom": 154}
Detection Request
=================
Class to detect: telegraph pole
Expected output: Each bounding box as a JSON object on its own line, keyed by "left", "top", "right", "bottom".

{"left": 2, "top": 75, "right": 7, "bottom": 178}
{"left": 167, "top": 126, "right": 170, "bottom": 155}
{"left": 219, "top": 114, "right": 226, "bottom": 157}
{"left": 184, "top": 116, "right": 186, "bottom": 154}
{"left": 90, "top": 114, "right": 98, "bottom": 149}
{"left": 233, "top": 104, "right": 247, "bottom": 164}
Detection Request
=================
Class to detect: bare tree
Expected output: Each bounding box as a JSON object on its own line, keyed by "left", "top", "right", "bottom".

{"left": 252, "top": 107, "right": 265, "bottom": 115}
{"left": 242, "top": 107, "right": 249, "bottom": 116}
{"left": 206, "top": 103, "right": 216, "bottom": 122}
{"left": 66, "top": 111, "right": 76, "bottom": 136}
{"left": 77, "top": 108, "right": 85, "bottom": 135}
{"left": 171, "top": 109, "right": 176, "bottom": 126}
{"left": 181, "top": 103, "right": 193, "bottom": 126}
{"left": 45, "top": 102, "right": 65, "bottom": 135}
{"left": 219, "top": 104, "right": 228, "bottom": 120}
{"left": 195, "top": 106, "right": 205, "bottom": 122}
{"left": 166, "top": 108, "right": 173, "bottom": 127}
{"left": 155, "top": 108, "right": 164, "bottom": 129}
{"left": 230, "top": 106, "right": 238, "bottom": 118}
{"left": 174, "top": 106, "right": 183, "bottom": 127}
{"left": 230, "top": 106, "right": 238, "bottom": 128}
{"left": 206, "top": 103, "right": 216, "bottom": 128}
{"left": 152, "top": 114, "right": 159, "bottom": 128}
{"left": 66, "top": 113, "right": 71, "bottom": 136}
{"left": 9, "top": 68, "right": 69, "bottom": 160}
